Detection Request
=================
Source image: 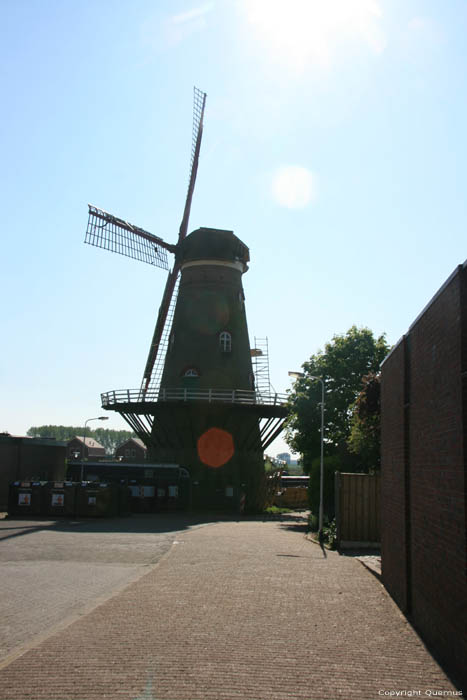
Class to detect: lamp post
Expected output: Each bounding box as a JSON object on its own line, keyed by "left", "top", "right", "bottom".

{"left": 288, "top": 371, "right": 325, "bottom": 537}
{"left": 81, "top": 416, "right": 109, "bottom": 480}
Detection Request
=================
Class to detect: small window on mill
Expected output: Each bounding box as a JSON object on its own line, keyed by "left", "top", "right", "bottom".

{"left": 219, "top": 331, "right": 232, "bottom": 353}
{"left": 184, "top": 368, "right": 199, "bottom": 377}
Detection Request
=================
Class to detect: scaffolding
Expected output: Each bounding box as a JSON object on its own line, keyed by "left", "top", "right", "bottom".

{"left": 251, "top": 337, "right": 273, "bottom": 399}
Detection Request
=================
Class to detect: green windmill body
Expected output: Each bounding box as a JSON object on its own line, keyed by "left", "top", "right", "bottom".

{"left": 85, "top": 89, "right": 287, "bottom": 511}
{"left": 150, "top": 227, "right": 266, "bottom": 508}
{"left": 163, "top": 227, "right": 252, "bottom": 392}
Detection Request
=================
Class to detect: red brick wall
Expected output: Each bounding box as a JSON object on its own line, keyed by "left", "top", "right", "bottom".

{"left": 67, "top": 438, "right": 105, "bottom": 460}
{"left": 381, "top": 265, "right": 467, "bottom": 687}
{"left": 408, "top": 270, "right": 466, "bottom": 682}
{"left": 115, "top": 442, "right": 147, "bottom": 462}
{"left": 381, "top": 337, "right": 409, "bottom": 612}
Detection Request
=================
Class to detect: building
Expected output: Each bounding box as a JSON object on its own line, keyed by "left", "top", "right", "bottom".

{"left": 67, "top": 436, "right": 106, "bottom": 462}
{"left": 381, "top": 262, "right": 467, "bottom": 688}
{"left": 276, "top": 452, "right": 291, "bottom": 464}
{"left": 115, "top": 437, "right": 147, "bottom": 462}
{"left": 0, "top": 434, "right": 67, "bottom": 511}
{"left": 101, "top": 227, "right": 288, "bottom": 511}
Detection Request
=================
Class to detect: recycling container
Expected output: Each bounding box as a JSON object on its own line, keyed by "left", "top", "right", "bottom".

{"left": 76, "top": 482, "right": 118, "bottom": 517}
{"left": 128, "top": 482, "right": 156, "bottom": 513}
{"left": 8, "top": 481, "right": 46, "bottom": 516}
{"left": 45, "top": 481, "right": 77, "bottom": 516}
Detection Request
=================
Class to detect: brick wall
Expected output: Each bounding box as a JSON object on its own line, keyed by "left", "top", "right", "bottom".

{"left": 115, "top": 440, "right": 147, "bottom": 462}
{"left": 381, "top": 337, "right": 409, "bottom": 611}
{"left": 381, "top": 265, "right": 467, "bottom": 688}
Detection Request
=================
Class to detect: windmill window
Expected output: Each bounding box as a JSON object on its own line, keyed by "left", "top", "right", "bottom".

{"left": 220, "top": 331, "right": 232, "bottom": 353}
{"left": 184, "top": 368, "right": 199, "bottom": 377}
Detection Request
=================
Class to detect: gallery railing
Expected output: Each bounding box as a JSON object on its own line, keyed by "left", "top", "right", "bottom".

{"left": 101, "top": 387, "right": 288, "bottom": 408}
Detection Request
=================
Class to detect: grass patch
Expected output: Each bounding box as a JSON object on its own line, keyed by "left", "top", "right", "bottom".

{"left": 263, "top": 505, "right": 292, "bottom": 515}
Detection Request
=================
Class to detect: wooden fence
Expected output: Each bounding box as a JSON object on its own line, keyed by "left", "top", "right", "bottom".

{"left": 335, "top": 472, "right": 381, "bottom": 548}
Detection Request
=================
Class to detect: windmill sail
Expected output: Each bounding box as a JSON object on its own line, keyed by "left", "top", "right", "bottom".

{"left": 178, "top": 87, "right": 207, "bottom": 242}
{"left": 141, "top": 87, "right": 207, "bottom": 391}
{"left": 141, "top": 271, "right": 180, "bottom": 394}
{"left": 85, "top": 205, "right": 173, "bottom": 269}
{"left": 141, "top": 266, "right": 180, "bottom": 392}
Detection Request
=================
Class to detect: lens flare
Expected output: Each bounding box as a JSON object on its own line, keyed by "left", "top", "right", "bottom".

{"left": 197, "top": 427, "right": 235, "bottom": 468}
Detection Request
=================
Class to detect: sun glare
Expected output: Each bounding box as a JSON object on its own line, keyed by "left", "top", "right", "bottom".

{"left": 242, "top": 0, "right": 385, "bottom": 71}
{"left": 272, "top": 166, "right": 316, "bottom": 209}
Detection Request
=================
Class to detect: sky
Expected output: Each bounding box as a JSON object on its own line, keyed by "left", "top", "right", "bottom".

{"left": 2, "top": 0, "right": 467, "bottom": 458}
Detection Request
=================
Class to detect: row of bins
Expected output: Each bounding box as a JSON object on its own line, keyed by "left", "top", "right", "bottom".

{"left": 8, "top": 481, "right": 130, "bottom": 518}
{"left": 128, "top": 481, "right": 186, "bottom": 513}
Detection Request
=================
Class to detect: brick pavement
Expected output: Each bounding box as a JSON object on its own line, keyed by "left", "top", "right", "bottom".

{"left": 0, "top": 516, "right": 459, "bottom": 700}
{"left": 0, "top": 516, "right": 189, "bottom": 664}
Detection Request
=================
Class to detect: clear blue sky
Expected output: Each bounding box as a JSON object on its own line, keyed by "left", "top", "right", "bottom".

{"left": 2, "top": 0, "right": 467, "bottom": 457}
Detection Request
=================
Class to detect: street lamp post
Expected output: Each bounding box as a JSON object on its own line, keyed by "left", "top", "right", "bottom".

{"left": 81, "top": 416, "right": 109, "bottom": 481}
{"left": 288, "top": 371, "right": 325, "bottom": 537}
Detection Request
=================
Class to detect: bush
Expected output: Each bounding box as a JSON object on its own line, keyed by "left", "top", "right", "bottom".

{"left": 307, "top": 514, "right": 337, "bottom": 548}
{"left": 308, "top": 512, "right": 318, "bottom": 532}
{"left": 322, "top": 519, "right": 337, "bottom": 549}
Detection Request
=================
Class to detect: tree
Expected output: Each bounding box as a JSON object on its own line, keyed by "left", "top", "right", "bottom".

{"left": 285, "top": 326, "right": 390, "bottom": 473}
{"left": 27, "top": 425, "right": 136, "bottom": 454}
{"left": 347, "top": 372, "right": 381, "bottom": 471}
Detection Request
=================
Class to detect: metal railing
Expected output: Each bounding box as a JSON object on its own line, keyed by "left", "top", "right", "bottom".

{"left": 101, "top": 387, "right": 288, "bottom": 408}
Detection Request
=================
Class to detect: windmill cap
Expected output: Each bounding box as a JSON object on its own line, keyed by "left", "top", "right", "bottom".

{"left": 176, "top": 227, "right": 250, "bottom": 268}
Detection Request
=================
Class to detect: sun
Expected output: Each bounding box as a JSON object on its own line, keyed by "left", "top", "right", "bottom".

{"left": 272, "top": 166, "right": 316, "bottom": 209}
{"left": 241, "top": 0, "right": 385, "bottom": 72}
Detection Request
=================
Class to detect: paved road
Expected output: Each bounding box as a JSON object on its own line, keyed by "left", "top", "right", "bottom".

{"left": 0, "top": 514, "right": 218, "bottom": 666}
{"left": 0, "top": 513, "right": 459, "bottom": 699}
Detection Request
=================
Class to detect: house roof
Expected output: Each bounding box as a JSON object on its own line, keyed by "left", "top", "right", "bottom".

{"left": 117, "top": 437, "right": 147, "bottom": 450}
{"left": 73, "top": 437, "right": 105, "bottom": 450}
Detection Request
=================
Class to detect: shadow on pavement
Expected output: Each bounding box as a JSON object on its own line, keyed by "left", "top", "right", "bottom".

{"left": 0, "top": 509, "right": 313, "bottom": 543}
{"left": 0, "top": 512, "right": 241, "bottom": 542}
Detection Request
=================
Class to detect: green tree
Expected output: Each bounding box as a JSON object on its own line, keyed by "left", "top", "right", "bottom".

{"left": 347, "top": 372, "right": 381, "bottom": 471}
{"left": 285, "top": 326, "right": 390, "bottom": 473}
{"left": 27, "top": 425, "right": 83, "bottom": 441}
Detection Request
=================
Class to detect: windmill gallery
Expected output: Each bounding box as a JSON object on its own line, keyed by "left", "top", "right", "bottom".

{"left": 84, "top": 88, "right": 288, "bottom": 511}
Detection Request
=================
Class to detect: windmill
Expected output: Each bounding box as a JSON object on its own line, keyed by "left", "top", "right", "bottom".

{"left": 85, "top": 87, "right": 288, "bottom": 510}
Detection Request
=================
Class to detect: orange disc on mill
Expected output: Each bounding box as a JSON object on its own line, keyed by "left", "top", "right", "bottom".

{"left": 197, "top": 427, "right": 235, "bottom": 468}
